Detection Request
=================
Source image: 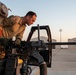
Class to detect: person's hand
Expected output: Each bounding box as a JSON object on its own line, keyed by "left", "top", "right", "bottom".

{"left": 0, "top": 51, "right": 5, "bottom": 59}
{"left": 14, "top": 38, "right": 21, "bottom": 46}
{"left": 0, "top": 46, "right": 5, "bottom": 59}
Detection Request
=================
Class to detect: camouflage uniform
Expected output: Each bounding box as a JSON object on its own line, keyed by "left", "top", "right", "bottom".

{"left": 1, "top": 15, "right": 26, "bottom": 39}
{"left": 0, "top": 15, "right": 26, "bottom": 59}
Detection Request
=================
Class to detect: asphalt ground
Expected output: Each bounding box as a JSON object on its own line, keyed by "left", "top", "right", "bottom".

{"left": 31, "top": 49, "right": 76, "bottom": 75}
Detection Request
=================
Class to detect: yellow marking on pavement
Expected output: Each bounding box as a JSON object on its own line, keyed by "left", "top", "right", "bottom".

{"left": 34, "top": 70, "right": 40, "bottom": 75}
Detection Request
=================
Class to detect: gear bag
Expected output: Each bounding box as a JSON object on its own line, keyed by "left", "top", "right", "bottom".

{"left": 0, "top": 2, "right": 8, "bottom": 58}
{"left": 0, "top": 1, "right": 8, "bottom": 24}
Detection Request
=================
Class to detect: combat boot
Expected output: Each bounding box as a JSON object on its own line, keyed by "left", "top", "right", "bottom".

{"left": 39, "top": 62, "right": 47, "bottom": 75}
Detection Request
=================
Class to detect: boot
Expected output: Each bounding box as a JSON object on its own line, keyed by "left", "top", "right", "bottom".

{"left": 39, "top": 63, "right": 47, "bottom": 75}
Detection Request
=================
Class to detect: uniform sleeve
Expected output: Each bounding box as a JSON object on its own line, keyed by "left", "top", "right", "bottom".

{"left": 16, "top": 25, "right": 26, "bottom": 40}
{"left": 2, "top": 16, "right": 24, "bottom": 39}
{"left": 2, "top": 15, "right": 21, "bottom": 27}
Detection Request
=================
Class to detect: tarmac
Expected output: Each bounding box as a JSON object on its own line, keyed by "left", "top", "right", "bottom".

{"left": 31, "top": 48, "right": 76, "bottom": 75}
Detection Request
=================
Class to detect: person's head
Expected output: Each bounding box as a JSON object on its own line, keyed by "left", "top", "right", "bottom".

{"left": 23, "top": 11, "right": 37, "bottom": 26}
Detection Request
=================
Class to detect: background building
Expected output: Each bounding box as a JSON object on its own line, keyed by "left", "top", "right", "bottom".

{"left": 68, "top": 38, "right": 76, "bottom": 49}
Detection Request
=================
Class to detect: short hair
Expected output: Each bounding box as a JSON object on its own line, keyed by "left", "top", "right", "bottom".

{"left": 25, "top": 11, "right": 37, "bottom": 17}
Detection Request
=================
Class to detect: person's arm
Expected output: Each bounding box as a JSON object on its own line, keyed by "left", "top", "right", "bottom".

{"left": 14, "top": 25, "right": 26, "bottom": 45}
{"left": 16, "top": 27, "right": 25, "bottom": 40}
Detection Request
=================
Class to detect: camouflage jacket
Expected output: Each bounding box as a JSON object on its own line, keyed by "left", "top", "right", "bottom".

{"left": 1, "top": 15, "right": 26, "bottom": 40}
